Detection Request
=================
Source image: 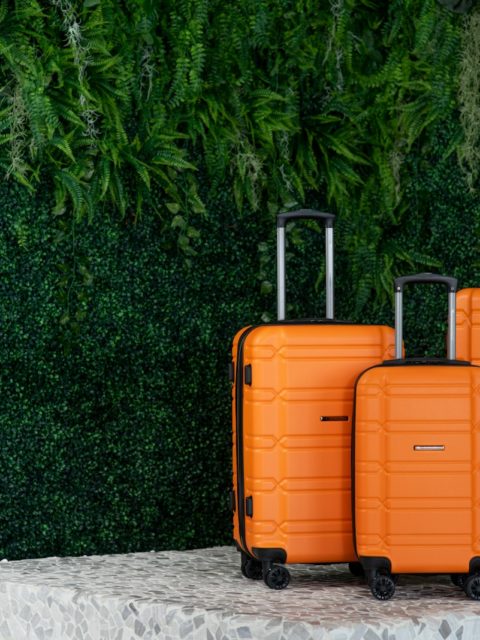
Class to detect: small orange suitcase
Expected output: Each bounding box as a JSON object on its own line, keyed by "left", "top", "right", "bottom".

{"left": 353, "top": 273, "right": 480, "bottom": 600}
{"left": 231, "top": 209, "right": 396, "bottom": 589}
{"left": 456, "top": 288, "right": 480, "bottom": 364}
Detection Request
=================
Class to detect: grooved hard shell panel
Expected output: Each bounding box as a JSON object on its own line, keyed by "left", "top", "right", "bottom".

{"left": 232, "top": 323, "right": 395, "bottom": 564}
{"left": 354, "top": 364, "right": 480, "bottom": 574}
{"left": 457, "top": 288, "right": 480, "bottom": 365}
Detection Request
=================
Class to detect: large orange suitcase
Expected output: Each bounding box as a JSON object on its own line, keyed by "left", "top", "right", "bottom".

{"left": 231, "top": 209, "right": 395, "bottom": 589}
{"left": 353, "top": 273, "right": 480, "bottom": 600}
{"left": 456, "top": 288, "right": 480, "bottom": 364}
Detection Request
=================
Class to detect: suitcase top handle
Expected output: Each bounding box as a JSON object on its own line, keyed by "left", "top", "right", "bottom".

{"left": 277, "top": 210, "right": 335, "bottom": 228}
{"left": 394, "top": 273, "right": 457, "bottom": 293}
{"left": 276, "top": 210, "right": 336, "bottom": 321}
{"left": 393, "top": 272, "right": 458, "bottom": 360}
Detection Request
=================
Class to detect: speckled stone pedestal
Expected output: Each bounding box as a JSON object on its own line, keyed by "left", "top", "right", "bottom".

{"left": 0, "top": 546, "right": 479, "bottom": 639}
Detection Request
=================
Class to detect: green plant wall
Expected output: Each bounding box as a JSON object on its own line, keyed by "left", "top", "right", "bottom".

{"left": 0, "top": 177, "right": 274, "bottom": 557}
{"left": 0, "top": 1, "right": 478, "bottom": 558}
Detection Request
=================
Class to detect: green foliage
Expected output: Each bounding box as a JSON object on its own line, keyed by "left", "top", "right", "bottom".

{"left": 0, "top": 0, "right": 467, "bottom": 307}
{"left": 458, "top": 8, "right": 480, "bottom": 187}
{"left": 0, "top": 6, "right": 460, "bottom": 193}
{"left": 0, "top": 0, "right": 198, "bottom": 220}
{"left": 316, "top": 0, "right": 463, "bottom": 307}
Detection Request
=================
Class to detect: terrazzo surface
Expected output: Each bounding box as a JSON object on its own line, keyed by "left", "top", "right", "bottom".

{"left": 0, "top": 546, "right": 478, "bottom": 639}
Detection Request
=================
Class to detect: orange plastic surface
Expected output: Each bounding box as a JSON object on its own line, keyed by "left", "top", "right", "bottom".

{"left": 457, "top": 288, "right": 480, "bottom": 365}
{"left": 232, "top": 323, "right": 395, "bottom": 564}
{"left": 354, "top": 364, "right": 480, "bottom": 573}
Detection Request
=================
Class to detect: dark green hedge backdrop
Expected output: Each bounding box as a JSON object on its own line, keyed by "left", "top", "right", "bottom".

{"left": 0, "top": 1, "right": 479, "bottom": 558}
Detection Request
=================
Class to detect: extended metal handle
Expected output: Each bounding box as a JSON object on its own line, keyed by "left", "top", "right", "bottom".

{"left": 393, "top": 272, "right": 458, "bottom": 360}
{"left": 276, "top": 210, "right": 335, "bottom": 321}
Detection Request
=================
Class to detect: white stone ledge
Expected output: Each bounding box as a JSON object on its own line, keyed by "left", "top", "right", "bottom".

{"left": 0, "top": 546, "right": 478, "bottom": 639}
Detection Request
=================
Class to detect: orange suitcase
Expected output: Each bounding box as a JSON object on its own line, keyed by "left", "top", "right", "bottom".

{"left": 231, "top": 209, "right": 395, "bottom": 589}
{"left": 353, "top": 273, "right": 480, "bottom": 600}
{"left": 456, "top": 288, "right": 480, "bottom": 364}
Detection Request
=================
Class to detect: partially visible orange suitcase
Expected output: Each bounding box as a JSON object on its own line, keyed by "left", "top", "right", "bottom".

{"left": 456, "top": 288, "right": 480, "bottom": 364}
{"left": 353, "top": 273, "right": 480, "bottom": 600}
{"left": 231, "top": 209, "right": 396, "bottom": 589}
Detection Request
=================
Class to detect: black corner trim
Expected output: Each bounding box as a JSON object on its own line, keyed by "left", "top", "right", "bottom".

{"left": 469, "top": 557, "right": 480, "bottom": 573}
{"left": 235, "top": 325, "right": 257, "bottom": 555}
{"left": 229, "top": 490, "right": 236, "bottom": 513}
{"left": 251, "top": 547, "right": 287, "bottom": 564}
{"left": 359, "top": 556, "right": 392, "bottom": 573}
{"left": 228, "top": 361, "right": 235, "bottom": 383}
{"left": 244, "top": 364, "right": 252, "bottom": 385}
{"left": 245, "top": 496, "right": 253, "bottom": 517}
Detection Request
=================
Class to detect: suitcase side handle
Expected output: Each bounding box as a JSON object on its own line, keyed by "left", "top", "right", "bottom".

{"left": 276, "top": 210, "right": 335, "bottom": 320}
{"left": 393, "top": 272, "right": 458, "bottom": 360}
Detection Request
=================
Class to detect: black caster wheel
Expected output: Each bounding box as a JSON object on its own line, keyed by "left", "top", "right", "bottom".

{"left": 348, "top": 562, "right": 365, "bottom": 578}
{"left": 264, "top": 565, "right": 290, "bottom": 590}
{"left": 464, "top": 574, "right": 480, "bottom": 600}
{"left": 451, "top": 573, "right": 467, "bottom": 588}
{"left": 370, "top": 573, "right": 396, "bottom": 600}
{"left": 240, "top": 553, "right": 263, "bottom": 580}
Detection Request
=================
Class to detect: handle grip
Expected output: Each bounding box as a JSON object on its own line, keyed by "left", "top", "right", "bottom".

{"left": 276, "top": 210, "right": 336, "bottom": 320}
{"left": 395, "top": 273, "right": 457, "bottom": 293}
{"left": 277, "top": 209, "right": 335, "bottom": 228}
{"left": 394, "top": 272, "right": 457, "bottom": 360}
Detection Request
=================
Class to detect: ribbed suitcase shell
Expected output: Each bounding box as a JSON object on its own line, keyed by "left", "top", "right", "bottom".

{"left": 457, "top": 288, "right": 480, "bottom": 364}
{"left": 232, "top": 323, "right": 395, "bottom": 564}
{"left": 354, "top": 363, "right": 480, "bottom": 573}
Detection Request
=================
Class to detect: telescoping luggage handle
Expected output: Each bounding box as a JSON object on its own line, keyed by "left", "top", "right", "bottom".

{"left": 394, "top": 273, "right": 458, "bottom": 360}
{"left": 276, "top": 210, "right": 335, "bottom": 321}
